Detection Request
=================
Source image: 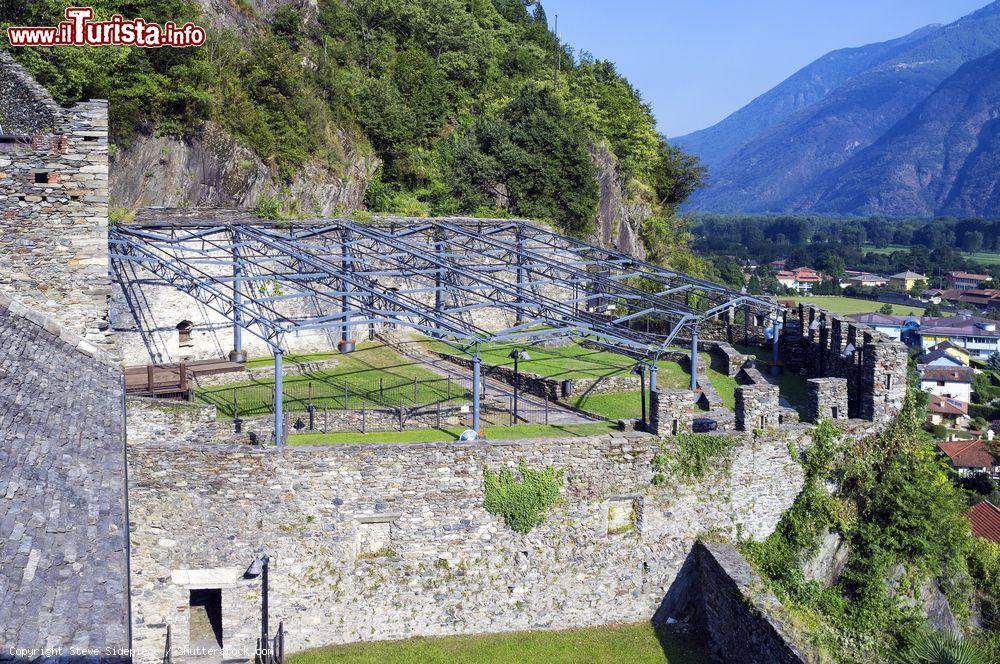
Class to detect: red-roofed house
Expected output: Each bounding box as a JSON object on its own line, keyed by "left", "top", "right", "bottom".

{"left": 928, "top": 395, "right": 971, "bottom": 429}
{"left": 937, "top": 440, "right": 998, "bottom": 479}
{"left": 776, "top": 267, "right": 823, "bottom": 293}
{"left": 945, "top": 271, "right": 991, "bottom": 290}
{"left": 966, "top": 501, "right": 1000, "bottom": 544}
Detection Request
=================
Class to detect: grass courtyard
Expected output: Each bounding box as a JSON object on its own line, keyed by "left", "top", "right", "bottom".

{"left": 782, "top": 295, "right": 925, "bottom": 317}
{"left": 196, "top": 342, "right": 471, "bottom": 417}
{"left": 287, "top": 622, "right": 709, "bottom": 664}
{"left": 734, "top": 343, "right": 811, "bottom": 416}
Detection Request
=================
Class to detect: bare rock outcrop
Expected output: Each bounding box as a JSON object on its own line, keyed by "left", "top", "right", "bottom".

{"left": 110, "top": 122, "right": 378, "bottom": 215}
{"left": 588, "top": 142, "right": 649, "bottom": 260}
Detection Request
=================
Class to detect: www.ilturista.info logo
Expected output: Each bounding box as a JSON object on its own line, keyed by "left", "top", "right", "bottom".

{"left": 7, "top": 7, "right": 206, "bottom": 48}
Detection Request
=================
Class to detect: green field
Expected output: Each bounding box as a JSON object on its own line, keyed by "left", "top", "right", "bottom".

{"left": 288, "top": 421, "right": 621, "bottom": 445}
{"left": 287, "top": 622, "right": 709, "bottom": 664}
{"left": 196, "top": 342, "right": 471, "bottom": 417}
{"left": 783, "top": 295, "right": 925, "bottom": 316}
{"left": 864, "top": 244, "right": 1000, "bottom": 266}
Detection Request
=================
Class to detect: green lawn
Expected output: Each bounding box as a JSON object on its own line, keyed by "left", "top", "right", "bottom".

{"left": 425, "top": 338, "right": 647, "bottom": 380}
{"left": 734, "top": 344, "right": 811, "bottom": 417}
{"left": 287, "top": 622, "right": 709, "bottom": 664}
{"left": 783, "top": 295, "right": 925, "bottom": 317}
{"left": 569, "top": 352, "right": 737, "bottom": 420}
{"left": 196, "top": 342, "right": 471, "bottom": 417}
{"left": 288, "top": 421, "right": 621, "bottom": 445}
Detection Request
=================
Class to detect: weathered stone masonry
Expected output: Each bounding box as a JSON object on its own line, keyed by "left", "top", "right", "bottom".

{"left": 0, "top": 51, "right": 111, "bottom": 351}
{"left": 126, "top": 407, "right": 807, "bottom": 661}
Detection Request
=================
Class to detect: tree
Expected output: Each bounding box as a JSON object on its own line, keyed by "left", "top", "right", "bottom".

{"left": 924, "top": 303, "right": 943, "bottom": 318}
{"left": 878, "top": 303, "right": 894, "bottom": 315}
{"left": 988, "top": 352, "right": 1000, "bottom": 372}
{"left": 961, "top": 230, "right": 985, "bottom": 253}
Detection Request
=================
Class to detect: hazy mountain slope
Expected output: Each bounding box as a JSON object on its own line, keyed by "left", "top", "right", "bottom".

{"left": 684, "top": 0, "right": 1000, "bottom": 213}
{"left": 802, "top": 47, "right": 1000, "bottom": 217}
{"left": 671, "top": 24, "right": 938, "bottom": 170}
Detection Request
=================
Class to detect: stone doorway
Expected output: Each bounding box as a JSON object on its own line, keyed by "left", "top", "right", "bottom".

{"left": 189, "top": 588, "right": 223, "bottom": 652}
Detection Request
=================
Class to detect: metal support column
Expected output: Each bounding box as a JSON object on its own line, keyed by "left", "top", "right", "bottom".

{"left": 515, "top": 225, "right": 526, "bottom": 325}
{"left": 339, "top": 229, "right": 354, "bottom": 352}
{"left": 772, "top": 318, "right": 781, "bottom": 372}
{"left": 690, "top": 328, "right": 699, "bottom": 392}
{"left": 232, "top": 231, "right": 243, "bottom": 356}
{"left": 434, "top": 229, "right": 446, "bottom": 334}
{"left": 472, "top": 355, "right": 482, "bottom": 432}
{"left": 274, "top": 350, "right": 284, "bottom": 446}
{"left": 649, "top": 360, "right": 658, "bottom": 392}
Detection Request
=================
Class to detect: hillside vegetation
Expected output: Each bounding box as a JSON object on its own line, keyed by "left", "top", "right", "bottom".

{"left": 1, "top": 0, "right": 703, "bottom": 265}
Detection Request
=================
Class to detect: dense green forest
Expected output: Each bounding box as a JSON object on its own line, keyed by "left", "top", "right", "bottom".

{"left": 691, "top": 214, "right": 1000, "bottom": 290}
{"left": 1, "top": 0, "right": 703, "bottom": 261}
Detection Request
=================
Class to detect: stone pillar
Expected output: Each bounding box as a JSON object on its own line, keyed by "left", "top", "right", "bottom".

{"left": 650, "top": 389, "right": 693, "bottom": 437}
{"left": 0, "top": 53, "right": 111, "bottom": 350}
{"left": 861, "top": 341, "right": 908, "bottom": 423}
{"left": 735, "top": 384, "right": 780, "bottom": 432}
{"left": 807, "top": 378, "right": 848, "bottom": 423}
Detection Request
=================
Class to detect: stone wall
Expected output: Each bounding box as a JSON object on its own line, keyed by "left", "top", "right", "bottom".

{"left": 696, "top": 542, "right": 807, "bottom": 663}
{"left": 649, "top": 389, "right": 694, "bottom": 437}
{"left": 0, "top": 52, "right": 111, "bottom": 350}
{"left": 807, "top": 378, "right": 849, "bottom": 424}
{"left": 736, "top": 384, "right": 780, "bottom": 432}
{"left": 126, "top": 428, "right": 807, "bottom": 661}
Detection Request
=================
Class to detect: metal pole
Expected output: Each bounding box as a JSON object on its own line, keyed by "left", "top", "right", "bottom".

{"left": 639, "top": 366, "right": 647, "bottom": 430}
{"left": 472, "top": 355, "right": 482, "bottom": 432}
{"left": 233, "top": 231, "right": 243, "bottom": 356}
{"left": 649, "top": 360, "right": 658, "bottom": 393}
{"left": 261, "top": 555, "right": 270, "bottom": 658}
{"left": 339, "top": 228, "right": 353, "bottom": 351}
{"left": 516, "top": 225, "right": 526, "bottom": 325}
{"left": 434, "top": 229, "right": 445, "bottom": 335}
{"left": 772, "top": 318, "right": 780, "bottom": 368}
{"left": 274, "top": 351, "right": 284, "bottom": 446}
{"left": 512, "top": 355, "right": 519, "bottom": 423}
{"left": 690, "top": 328, "right": 699, "bottom": 392}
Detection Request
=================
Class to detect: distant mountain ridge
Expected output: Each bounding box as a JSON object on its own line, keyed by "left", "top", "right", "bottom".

{"left": 673, "top": 0, "right": 1000, "bottom": 217}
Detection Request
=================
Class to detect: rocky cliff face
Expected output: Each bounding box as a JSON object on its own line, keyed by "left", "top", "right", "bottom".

{"left": 588, "top": 142, "right": 649, "bottom": 260}
{"left": 194, "top": 0, "right": 318, "bottom": 29}
{"left": 110, "top": 122, "right": 378, "bottom": 215}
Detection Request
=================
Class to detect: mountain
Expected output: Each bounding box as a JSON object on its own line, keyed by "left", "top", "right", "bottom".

{"left": 801, "top": 47, "right": 1000, "bottom": 216}
{"left": 672, "top": 24, "right": 939, "bottom": 171}
{"left": 677, "top": 0, "right": 1000, "bottom": 216}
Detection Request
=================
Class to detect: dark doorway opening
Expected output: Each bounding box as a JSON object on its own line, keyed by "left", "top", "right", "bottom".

{"left": 189, "top": 588, "right": 223, "bottom": 650}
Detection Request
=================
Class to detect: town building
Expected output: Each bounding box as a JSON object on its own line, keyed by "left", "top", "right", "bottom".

{"left": 945, "top": 271, "right": 991, "bottom": 290}
{"left": 919, "top": 314, "right": 1000, "bottom": 360}
{"left": 924, "top": 340, "right": 972, "bottom": 366}
{"left": 937, "top": 440, "right": 997, "bottom": 479}
{"left": 889, "top": 271, "right": 926, "bottom": 291}
{"left": 847, "top": 273, "right": 888, "bottom": 288}
{"left": 966, "top": 501, "right": 1000, "bottom": 544}
{"left": 920, "top": 365, "right": 974, "bottom": 402}
{"left": 775, "top": 267, "right": 822, "bottom": 293}
{"left": 928, "top": 395, "right": 971, "bottom": 429}
{"left": 844, "top": 312, "right": 920, "bottom": 343}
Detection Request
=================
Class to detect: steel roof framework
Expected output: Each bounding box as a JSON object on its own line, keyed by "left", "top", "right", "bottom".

{"left": 110, "top": 213, "right": 780, "bottom": 445}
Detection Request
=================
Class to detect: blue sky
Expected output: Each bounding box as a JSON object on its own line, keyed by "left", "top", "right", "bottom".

{"left": 539, "top": 0, "right": 988, "bottom": 137}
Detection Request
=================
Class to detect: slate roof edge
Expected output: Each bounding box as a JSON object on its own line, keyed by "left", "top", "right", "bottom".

{"left": 0, "top": 289, "right": 119, "bottom": 368}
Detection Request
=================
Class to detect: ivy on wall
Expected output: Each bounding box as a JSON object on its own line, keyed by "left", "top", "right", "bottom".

{"left": 651, "top": 432, "right": 738, "bottom": 485}
{"left": 483, "top": 460, "right": 565, "bottom": 534}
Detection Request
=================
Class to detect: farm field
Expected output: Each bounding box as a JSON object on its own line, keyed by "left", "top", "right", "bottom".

{"left": 863, "top": 244, "right": 1000, "bottom": 267}
{"left": 287, "top": 622, "right": 709, "bottom": 664}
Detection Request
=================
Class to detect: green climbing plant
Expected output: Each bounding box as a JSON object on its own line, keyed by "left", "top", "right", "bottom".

{"left": 483, "top": 460, "right": 565, "bottom": 534}
{"left": 651, "top": 432, "right": 738, "bottom": 485}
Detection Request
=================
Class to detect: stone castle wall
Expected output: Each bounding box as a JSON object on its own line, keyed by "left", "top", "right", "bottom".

{"left": 0, "top": 52, "right": 111, "bottom": 350}
{"left": 126, "top": 424, "right": 808, "bottom": 661}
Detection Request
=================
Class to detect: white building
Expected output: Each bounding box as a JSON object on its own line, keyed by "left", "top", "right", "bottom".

{"left": 920, "top": 366, "right": 973, "bottom": 403}
{"left": 919, "top": 315, "right": 1000, "bottom": 360}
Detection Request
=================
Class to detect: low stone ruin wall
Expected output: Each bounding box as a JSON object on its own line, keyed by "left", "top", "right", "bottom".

{"left": 126, "top": 426, "right": 808, "bottom": 662}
